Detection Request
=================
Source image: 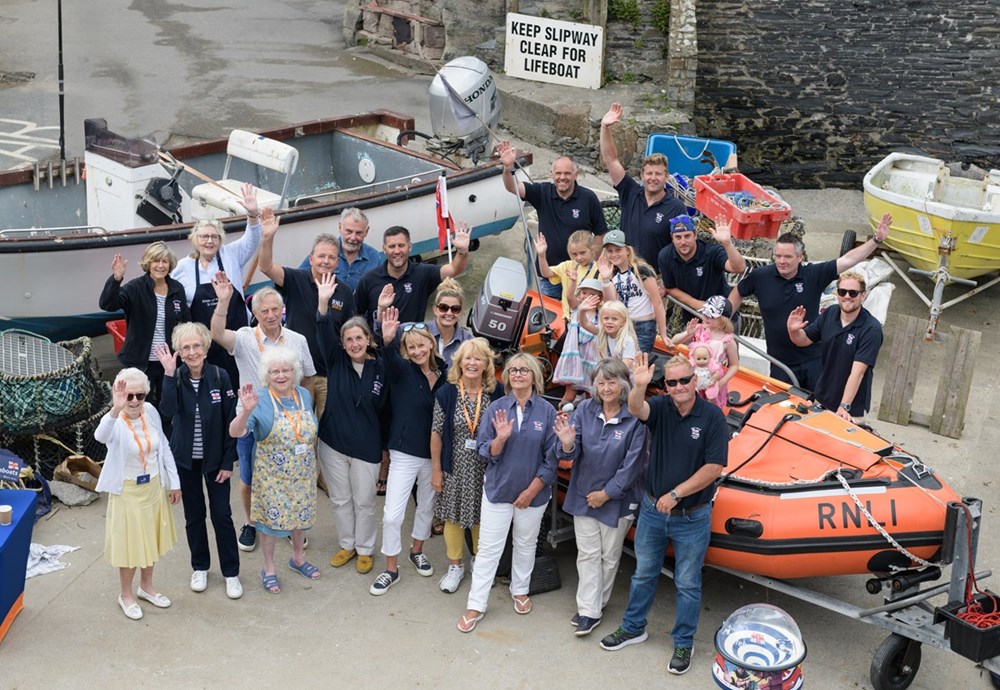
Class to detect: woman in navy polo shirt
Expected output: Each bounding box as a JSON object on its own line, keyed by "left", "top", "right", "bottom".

{"left": 555, "top": 358, "right": 647, "bottom": 637}
{"left": 369, "top": 306, "right": 448, "bottom": 596}
{"left": 457, "top": 354, "right": 558, "bottom": 633}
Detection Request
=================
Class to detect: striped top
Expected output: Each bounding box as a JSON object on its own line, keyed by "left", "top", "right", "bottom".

{"left": 190, "top": 378, "right": 203, "bottom": 460}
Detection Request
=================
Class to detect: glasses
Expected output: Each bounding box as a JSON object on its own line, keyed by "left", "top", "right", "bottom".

{"left": 268, "top": 368, "right": 293, "bottom": 377}
{"left": 402, "top": 323, "right": 429, "bottom": 333}
{"left": 435, "top": 303, "right": 462, "bottom": 314}
{"left": 837, "top": 288, "right": 861, "bottom": 298}
{"left": 179, "top": 343, "right": 205, "bottom": 352}
{"left": 126, "top": 392, "right": 146, "bottom": 401}
{"left": 664, "top": 375, "right": 694, "bottom": 388}
{"left": 198, "top": 234, "right": 221, "bottom": 242}
{"left": 508, "top": 366, "right": 531, "bottom": 376}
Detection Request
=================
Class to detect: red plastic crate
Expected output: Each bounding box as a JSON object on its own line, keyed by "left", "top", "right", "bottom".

{"left": 106, "top": 319, "right": 126, "bottom": 354}
{"left": 694, "top": 173, "right": 791, "bottom": 240}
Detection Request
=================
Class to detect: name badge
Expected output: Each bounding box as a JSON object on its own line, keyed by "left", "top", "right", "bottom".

{"left": 464, "top": 438, "right": 478, "bottom": 451}
{"left": 136, "top": 474, "right": 150, "bottom": 485}
{"left": 294, "top": 444, "right": 309, "bottom": 456}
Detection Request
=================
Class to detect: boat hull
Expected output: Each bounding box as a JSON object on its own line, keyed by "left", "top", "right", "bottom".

{"left": 863, "top": 152, "right": 1000, "bottom": 281}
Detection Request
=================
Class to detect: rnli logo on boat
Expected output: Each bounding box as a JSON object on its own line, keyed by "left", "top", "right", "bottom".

{"left": 846, "top": 333, "right": 855, "bottom": 345}
{"left": 655, "top": 213, "right": 664, "bottom": 224}
{"left": 695, "top": 267, "right": 704, "bottom": 277}
{"left": 533, "top": 421, "right": 544, "bottom": 432}
{"left": 403, "top": 283, "right": 413, "bottom": 294}
{"left": 691, "top": 426, "right": 702, "bottom": 440}
{"left": 572, "top": 208, "right": 580, "bottom": 219}
{"left": 795, "top": 283, "right": 804, "bottom": 294}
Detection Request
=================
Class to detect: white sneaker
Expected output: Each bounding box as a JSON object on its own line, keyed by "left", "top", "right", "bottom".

{"left": 190, "top": 570, "right": 208, "bottom": 593}
{"left": 438, "top": 564, "right": 465, "bottom": 593}
{"left": 225, "top": 576, "right": 243, "bottom": 600}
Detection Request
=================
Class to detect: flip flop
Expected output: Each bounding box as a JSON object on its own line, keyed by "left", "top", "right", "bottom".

{"left": 512, "top": 594, "right": 532, "bottom": 615}
{"left": 288, "top": 558, "right": 321, "bottom": 580}
{"left": 260, "top": 569, "right": 280, "bottom": 594}
{"left": 457, "top": 611, "right": 485, "bottom": 633}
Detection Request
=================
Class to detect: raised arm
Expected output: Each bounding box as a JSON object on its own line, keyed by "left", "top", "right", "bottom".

{"left": 627, "top": 353, "right": 653, "bottom": 421}
{"left": 99, "top": 254, "right": 129, "bottom": 312}
{"left": 230, "top": 182, "right": 263, "bottom": 266}
{"left": 535, "top": 234, "right": 554, "bottom": 278}
{"left": 786, "top": 306, "right": 814, "bottom": 347}
{"left": 711, "top": 219, "right": 746, "bottom": 274}
{"left": 440, "top": 221, "right": 471, "bottom": 279}
{"left": 599, "top": 103, "right": 627, "bottom": 187}
{"left": 498, "top": 140, "right": 526, "bottom": 199}
{"left": 209, "top": 272, "right": 238, "bottom": 353}
{"left": 256, "top": 207, "right": 285, "bottom": 287}
{"left": 837, "top": 212, "right": 890, "bottom": 273}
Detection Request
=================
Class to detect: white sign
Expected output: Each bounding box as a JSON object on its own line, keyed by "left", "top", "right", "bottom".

{"left": 504, "top": 12, "right": 604, "bottom": 90}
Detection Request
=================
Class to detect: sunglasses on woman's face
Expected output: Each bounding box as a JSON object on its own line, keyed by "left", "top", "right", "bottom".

{"left": 664, "top": 375, "right": 694, "bottom": 388}
{"left": 435, "top": 303, "right": 462, "bottom": 314}
{"left": 126, "top": 392, "right": 147, "bottom": 401}
{"left": 836, "top": 288, "right": 861, "bottom": 298}
{"left": 402, "top": 322, "right": 429, "bottom": 333}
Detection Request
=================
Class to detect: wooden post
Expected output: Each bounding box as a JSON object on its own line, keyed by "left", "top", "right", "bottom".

{"left": 929, "top": 325, "right": 980, "bottom": 438}
{"left": 506, "top": 0, "right": 519, "bottom": 15}
{"left": 584, "top": 0, "right": 607, "bottom": 28}
{"left": 877, "top": 314, "right": 924, "bottom": 426}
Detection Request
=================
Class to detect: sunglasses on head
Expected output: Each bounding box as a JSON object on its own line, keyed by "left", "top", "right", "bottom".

{"left": 836, "top": 288, "right": 861, "bottom": 298}
{"left": 435, "top": 303, "right": 462, "bottom": 314}
{"left": 402, "top": 322, "right": 429, "bottom": 333}
{"left": 126, "top": 392, "right": 147, "bottom": 401}
{"left": 664, "top": 375, "right": 694, "bottom": 388}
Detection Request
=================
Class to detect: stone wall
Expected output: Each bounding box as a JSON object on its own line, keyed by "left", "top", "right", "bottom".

{"left": 695, "top": 0, "right": 1000, "bottom": 188}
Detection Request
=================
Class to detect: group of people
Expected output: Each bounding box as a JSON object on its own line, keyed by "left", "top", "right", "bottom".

{"left": 92, "top": 102, "right": 889, "bottom": 676}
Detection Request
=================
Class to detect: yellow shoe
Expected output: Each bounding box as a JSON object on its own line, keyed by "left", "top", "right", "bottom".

{"left": 330, "top": 549, "right": 357, "bottom": 568}
{"left": 356, "top": 555, "right": 374, "bottom": 574}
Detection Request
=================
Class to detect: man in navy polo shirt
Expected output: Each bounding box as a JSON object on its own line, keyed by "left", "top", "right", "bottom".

{"left": 787, "top": 271, "right": 884, "bottom": 420}
{"left": 600, "top": 353, "right": 727, "bottom": 676}
{"left": 599, "top": 103, "right": 687, "bottom": 266}
{"left": 499, "top": 140, "right": 608, "bottom": 299}
{"left": 296, "top": 208, "right": 386, "bottom": 291}
{"left": 258, "top": 218, "right": 356, "bottom": 418}
{"left": 728, "top": 212, "right": 891, "bottom": 389}
{"left": 354, "top": 223, "right": 471, "bottom": 325}
{"left": 658, "top": 215, "right": 745, "bottom": 311}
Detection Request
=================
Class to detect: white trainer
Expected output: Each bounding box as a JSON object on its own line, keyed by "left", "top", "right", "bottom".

{"left": 225, "top": 576, "right": 243, "bottom": 600}
{"left": 438, "top": 564, "right": 465, "bottom": 593}
{"left": 190, "top": 570, "right": 208, "bottom": 593}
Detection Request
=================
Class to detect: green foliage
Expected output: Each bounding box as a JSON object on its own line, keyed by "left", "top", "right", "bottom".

{"left": 621, "top": 72, "right": 638, "bottom": 84}
{"left": 651, "top": 0, "right": 671, "bottom": 35}
{"left": 608, "top": 0, "right": 641, "bottom": 25}
{"left": 634, "top": 38, "right": 644, "bottom": 50}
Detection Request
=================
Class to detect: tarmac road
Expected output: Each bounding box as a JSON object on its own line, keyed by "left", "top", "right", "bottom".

{"left": 2, "top": 2, "right": 1000, "bottom": 688}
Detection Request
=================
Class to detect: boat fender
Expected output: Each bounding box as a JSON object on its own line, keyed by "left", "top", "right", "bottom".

{"left": 724, "top": 518, "right": 763, "bottom": 539}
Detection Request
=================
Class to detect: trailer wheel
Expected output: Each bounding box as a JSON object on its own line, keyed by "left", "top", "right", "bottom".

{"left": 840, "top": 229, "right": 858, "bottom": 257}
{"left": 870, "top": 634, "right": 921, "bottom": 690}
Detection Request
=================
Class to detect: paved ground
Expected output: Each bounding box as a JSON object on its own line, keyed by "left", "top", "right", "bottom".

{"left": 2, "top": 2, "right": 1000, "bottom": 688}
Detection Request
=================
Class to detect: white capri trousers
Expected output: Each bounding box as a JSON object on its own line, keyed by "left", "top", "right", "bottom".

{"left": 380, "top": 450, "right": 434, "bottom": 558}
{"left": 316, "top": 440, "right": 380, "bottom": 555}
{"left": 573, "top": 514, "right": 632, "bottom": 619}
{"left": 466, "top": 491, "right": 546, "bottom": 613}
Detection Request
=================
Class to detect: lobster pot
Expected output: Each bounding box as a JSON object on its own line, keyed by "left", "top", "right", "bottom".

{"left": 0, "top": 334, "right": 102, "bottom": 435}
{"left": 712, "top": 604, "right": 806, "bottom": 690}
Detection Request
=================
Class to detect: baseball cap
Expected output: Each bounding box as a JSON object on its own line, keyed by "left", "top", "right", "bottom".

{"left": 576, "top": 278, "right": 605, "bottom": 293}
{"left": 602, "top": 230, "right": 627, "bottom": 247}
{"left": 670, "top": 214, "right": 696, "bottom": 233}
{"left": 699, "top": 295, "right": 727, "bottom": 319}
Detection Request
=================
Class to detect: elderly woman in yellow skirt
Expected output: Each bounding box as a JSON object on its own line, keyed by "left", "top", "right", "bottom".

{"left": 95, "top": 367, "right": 181, "bottom": 621}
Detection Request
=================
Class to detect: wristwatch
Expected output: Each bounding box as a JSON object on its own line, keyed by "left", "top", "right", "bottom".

{"left": 668, "top": 490, "right": 680, "bottom": 502}
{"left": 840, "top": 402, "right": 852, "bottom": 412}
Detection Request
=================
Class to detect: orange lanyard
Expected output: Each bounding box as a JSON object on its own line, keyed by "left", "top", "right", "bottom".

{"left": 269, "top": 388, "right": 303, "bottom": 442}
{"left": 123, "top": 414, "right": 151, "bottom": 474}
{"left": 458, "top": 380, "right": 483, "bottom": 436}
{"left": 255, "top": 327, "right": 284, "bottom": 353}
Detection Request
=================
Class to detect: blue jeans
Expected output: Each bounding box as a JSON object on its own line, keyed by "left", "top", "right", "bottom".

{"left": 237, "top": 433, "right": 256, "bottom": 485}
{"left": 539, "top": 278, "right": 563, "bottom": 299}
{"left": 633, "top": 319, "right": 657, "bottom": 354}
{"left": 621, "top": 495, "right": 712, "bottom": 649}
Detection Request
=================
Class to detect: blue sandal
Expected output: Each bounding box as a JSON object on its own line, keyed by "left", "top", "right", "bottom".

{"left": 260, "top": 569, "right": 280, "bottom": 593}
{"left": 288, "top": 558, "right": 321, "bottom": 580}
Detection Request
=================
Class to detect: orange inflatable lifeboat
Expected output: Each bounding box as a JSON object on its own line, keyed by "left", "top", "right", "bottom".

{"left": 516, "top": 289, "right": 960, "bottom": 579}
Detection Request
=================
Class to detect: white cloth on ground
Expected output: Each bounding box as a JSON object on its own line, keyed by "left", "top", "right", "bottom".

{"left": 26, "top": 543, "right": 80, "bottom": 579}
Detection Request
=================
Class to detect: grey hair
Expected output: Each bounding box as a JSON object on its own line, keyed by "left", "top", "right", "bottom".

{"left": 251, "top": 287, "right": 284, "bottom": 314}
{"left": 340, "top": 207, "right": 369, "bottom": 228}
{"left": 115, "top": 367, "right": 150, "bottom": 394}
{"left": 258, "top": 346, "right": 303, "bottom": 388}
{"left": 590, "top": 357, "right": 632, "bottom": 405}
{"left": 311, "top": 233, "right": 339, "bottom": 253}
{"left": 775, "top": 232, "right": 805, "bottom": 257}
{"left": 171, "top": 321, "right": 212, "bottom": 351}
{"left": 551, "top": 156, "right": 578, "bottom": 175}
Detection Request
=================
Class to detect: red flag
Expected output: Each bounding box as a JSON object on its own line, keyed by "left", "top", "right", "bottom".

{"left": 436, "top": 173, "right": 451, "bottom": 251}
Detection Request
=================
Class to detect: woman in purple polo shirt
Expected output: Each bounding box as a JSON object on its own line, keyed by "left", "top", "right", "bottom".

{"left": 555, "top": 358, "right": 648, "bottom": 637}
{"left": 457, "top": 354, "right": 558, "bottom": 633}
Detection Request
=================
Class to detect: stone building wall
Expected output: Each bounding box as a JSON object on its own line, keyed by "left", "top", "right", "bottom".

{"left": 695, "top": 0, "right": 1000, "bottom": 188}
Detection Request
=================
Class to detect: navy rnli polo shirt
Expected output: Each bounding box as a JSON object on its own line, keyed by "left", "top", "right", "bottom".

{"left": 615, "top": 175, "right": 687, "bottom": 267}
{"left": 805, "top": 305, "right": 883, "bottom": 414}
{"left": 658, "top": 239, "right": 730, "bottom": 301}
{"left": 523, "top": 181, "right": 608, "bottom": 265}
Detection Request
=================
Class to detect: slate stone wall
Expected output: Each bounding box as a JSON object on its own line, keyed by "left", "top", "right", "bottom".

{"left": 694, "top": 0, "right": 1000, "bottom": 188}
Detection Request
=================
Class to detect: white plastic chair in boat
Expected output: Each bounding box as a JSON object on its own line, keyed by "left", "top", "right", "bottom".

{"left": 190, "top": 130, "right": 298, "bottom": 220}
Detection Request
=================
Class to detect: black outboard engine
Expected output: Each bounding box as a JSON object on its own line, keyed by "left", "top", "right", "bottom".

{"left": 470, "top": 257, "right": 528, "bottom": 352}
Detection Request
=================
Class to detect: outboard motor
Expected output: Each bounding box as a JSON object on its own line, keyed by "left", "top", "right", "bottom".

{"left": 428, "top": 56, "right": 501, "bottom": 163}
{"left": 470, "top": 257, "right": 528, "bottom": 351}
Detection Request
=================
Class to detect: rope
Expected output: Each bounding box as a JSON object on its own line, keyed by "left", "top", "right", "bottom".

{"left": 833, "top": 470, "right": 934, "bottom": 571}
{"left": 671, "top": 134, "right": 710, "bottom": 161}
